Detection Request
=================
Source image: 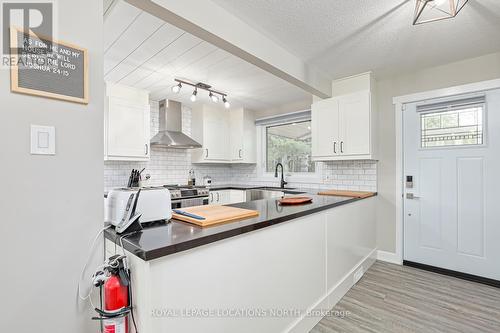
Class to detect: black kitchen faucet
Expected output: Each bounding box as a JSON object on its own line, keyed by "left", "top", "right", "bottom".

{"left": 274, "top": 163, "right": 288, "bottom": 189}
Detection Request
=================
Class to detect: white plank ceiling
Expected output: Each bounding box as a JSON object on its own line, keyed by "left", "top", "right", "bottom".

{"left": 104, "top": 0, "right": 311, "bottom": 111}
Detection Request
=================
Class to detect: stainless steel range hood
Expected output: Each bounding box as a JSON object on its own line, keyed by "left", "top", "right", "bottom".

{"left": 150, "top": 99, "right": 202, "bottom": 149}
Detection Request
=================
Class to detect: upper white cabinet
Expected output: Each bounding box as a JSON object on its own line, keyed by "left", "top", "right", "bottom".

{"left": 230, "top": 108, "right": 256, "bottom": 163}
{"left": 312, "top": 73, "right": 376, "bottom": 161}
{"left": 191, "top": 105, "right": 230, "bottom": 162}
{"left": 192, "top": 106, "right": 256, "bottom": 164}
{"left": 104, "top": 83, "right": 151, "bottom": 161}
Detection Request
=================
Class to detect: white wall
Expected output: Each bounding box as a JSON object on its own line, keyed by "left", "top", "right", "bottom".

{"left": 376, "top": 52, "right": 500, "bottom": 253}
{"left": 0, "top": 1, "right": 103, "bottom": 332}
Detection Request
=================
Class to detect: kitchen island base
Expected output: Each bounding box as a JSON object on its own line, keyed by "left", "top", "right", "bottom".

{"left": 105, "top": 197, "right": 376, "bottom": 333}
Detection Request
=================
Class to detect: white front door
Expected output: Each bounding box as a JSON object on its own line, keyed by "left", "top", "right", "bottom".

{"left": 403, "top": 89, "right": 500, "bottom": 280}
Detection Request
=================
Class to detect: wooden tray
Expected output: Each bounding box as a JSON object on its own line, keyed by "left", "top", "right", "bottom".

{"left": 172, "top": 205, "right": 259, "bottom": 227}
{"left": 278, "top": 196, "right": 313, "bottom": 205}
{"left": 317, "top": 190, "right": 375, "bottom": 198}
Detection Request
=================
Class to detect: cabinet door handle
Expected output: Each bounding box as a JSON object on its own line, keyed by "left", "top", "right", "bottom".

{"left": 340, "top": 141, "right": 344, "bottom": 153}
{"left": 333, "top": 141, "right": 337, "bottom": 154}
{"left": 239, "top": 149, "right": 242, "bottom": 158}
{"left": 145, "top": 144, "right": 149, "bottom": 155}
{"left": 217, "top": 192, "right": 220, "bottom": 202}
{"left": 205, "top": 149, "right": 209, "bottom": 158}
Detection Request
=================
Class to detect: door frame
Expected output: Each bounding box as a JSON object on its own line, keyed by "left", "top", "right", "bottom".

{"left": 392, "top": 78, "right": 500, "bottom": 265}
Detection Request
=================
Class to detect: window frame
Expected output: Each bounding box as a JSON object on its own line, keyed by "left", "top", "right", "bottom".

{"left": 257, "top": 118, "right": 321, "bottom": 183}
{"left": 418, "top": 101, "right": 488, "bottom": 151}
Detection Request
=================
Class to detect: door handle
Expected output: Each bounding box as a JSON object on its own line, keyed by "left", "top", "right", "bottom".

{"left": 210, "top": 193, "right": 213, "bottom": 202}
{"left": 340, "top": 141, "right": 344, "bottom": 153}
{"left": 333, "top": 141, "right": 337, "bottom": 154}
{"left": 205, "top": 149, "right": 209, "bottom": 158}
{"left": 239, "top": 149, "right": 242, "bottom": 158}
{"left": 145, "top": 144, "right": 149, "bottom": 155}
{"left": 217, "top": 192, "right": 220, "bottom": 202}
{"left": 406, "top": 193, "right": 421, "bottom": 199}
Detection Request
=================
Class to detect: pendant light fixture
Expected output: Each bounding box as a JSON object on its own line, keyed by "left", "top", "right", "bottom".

{"left": 413, "top": 0, "right": 468, "bottom": 25}
{"left": 171, "top": 79, "right": 230, "bottom": 107}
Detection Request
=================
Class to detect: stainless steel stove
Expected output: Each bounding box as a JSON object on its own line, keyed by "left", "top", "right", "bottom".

{"left": 163, "top": 185, "right": 210, "bottom": 208}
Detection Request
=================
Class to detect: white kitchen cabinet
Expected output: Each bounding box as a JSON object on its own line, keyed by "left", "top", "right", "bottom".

{"left": 104, "top": 83, "right": 150, "bottom": 161}
{"left": 209, "top": 190, "right": 246, "bottom": 205}
{"left": 230, "top": 108, "right": 256, "bottom": 163}
{"left": 209, "top": 190, "right": 230, "bottom": 205}
{"left": 312, "top": 90, "right": 376, "bottom": 160}
{"left": 192, "top": 106, "right": 256, "bottom": 164}
{"left": 229, "top": 190, "right": 246, "bottom": 203}
{"left": 191, "top": 105, "right": 230, "bottom": 163}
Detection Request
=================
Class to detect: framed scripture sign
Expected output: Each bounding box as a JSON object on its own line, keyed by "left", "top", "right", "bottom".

{"left": 10, "top": 27, "right": 89, "bottom": 104}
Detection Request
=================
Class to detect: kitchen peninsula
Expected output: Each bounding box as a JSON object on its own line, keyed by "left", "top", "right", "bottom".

{"left": 105, "top": 193, "right": 377, "bottom": 333}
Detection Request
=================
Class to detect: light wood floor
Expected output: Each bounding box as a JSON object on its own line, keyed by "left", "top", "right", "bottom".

{"left": 310, "top": 261, "right": 500, "bottom": 333}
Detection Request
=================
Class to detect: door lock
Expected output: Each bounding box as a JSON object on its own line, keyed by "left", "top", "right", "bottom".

{"left": 406, "top": 176, "right": 414, "bottom": 188}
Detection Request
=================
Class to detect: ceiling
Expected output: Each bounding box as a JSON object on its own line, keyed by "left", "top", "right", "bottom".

{"left": 104, "top": 1, "right": 311, "bottom": 111}
{"left": 211, "top": 0, "right": 500, "bottom": 79}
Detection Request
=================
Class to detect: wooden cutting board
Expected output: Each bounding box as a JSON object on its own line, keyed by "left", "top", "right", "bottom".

{"left": 172, "top": 205, "right": 259, "bottom": 227}
{"left": 317, "top": 190, "right": 375, "bottom": 198}
{"left": 278, "top": 196, "right": 313, "bottom": 205}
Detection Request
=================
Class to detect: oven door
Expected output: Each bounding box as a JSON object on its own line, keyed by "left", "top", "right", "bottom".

{"left": 171, "top": 197, "right": 209, "bottom": 209}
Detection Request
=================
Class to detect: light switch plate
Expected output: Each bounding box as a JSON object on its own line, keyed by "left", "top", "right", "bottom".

{"left": 31, "top": 125, "right": 55, "bottom": 155}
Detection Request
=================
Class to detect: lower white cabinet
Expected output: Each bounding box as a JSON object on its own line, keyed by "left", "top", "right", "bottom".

{"left": 104, "top": 83, "right": 150, "bottom": 161}
{"left": 209, "top": 190, "right": 246, "bottom": 205}
{"left": 229, "top": 190, "right": 246, "bottom": 204}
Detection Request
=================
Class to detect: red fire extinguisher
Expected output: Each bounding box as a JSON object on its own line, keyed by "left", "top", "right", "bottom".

{"left": 101, "top": 255, "right": 131, "bottom": 333}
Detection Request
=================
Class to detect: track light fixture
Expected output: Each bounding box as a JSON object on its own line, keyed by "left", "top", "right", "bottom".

{"left": 209, "top": 92, "right": 219, "bottom": 103}
{"left": 171, "top": 79, "right": 230, "bottom": 108}
{"left": 222, "top": 96, "right": 230, "bottom": 109}
{"left": 190, "top": 88, "right": 197, "bottom": 102}
{"left": 171, "top": 82, "right": 182, "bottom": 93}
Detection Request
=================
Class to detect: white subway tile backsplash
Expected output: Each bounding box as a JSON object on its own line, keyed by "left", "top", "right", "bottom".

{"left": 104, "top": 101, "right": 378, "bottom": 192}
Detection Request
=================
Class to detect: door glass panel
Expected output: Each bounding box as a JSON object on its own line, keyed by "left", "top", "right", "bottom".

{"left": 420, "top": 105, "right": 484, "bottom": 148}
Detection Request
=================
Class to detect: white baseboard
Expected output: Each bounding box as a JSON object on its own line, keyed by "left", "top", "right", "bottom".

{"left": 287, "top": 248, "right": 377, "bottom": 333}
{"left": 377, "top": 250, "right": 402, "bottom": 265}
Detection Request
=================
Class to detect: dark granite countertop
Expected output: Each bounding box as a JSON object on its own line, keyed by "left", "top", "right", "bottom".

{"left": 105, "top": 193, "right": 376, "bottom": 261}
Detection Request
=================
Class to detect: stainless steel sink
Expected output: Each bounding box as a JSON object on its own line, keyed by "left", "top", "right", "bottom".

{"left": 246, "top": 188, "right": 306, "bottom": 201}
{"left": 256, "top": 186, "right": 295, "bottom": 191}
{"left": 246, "top": 189, "right": 285, "bottom": 201}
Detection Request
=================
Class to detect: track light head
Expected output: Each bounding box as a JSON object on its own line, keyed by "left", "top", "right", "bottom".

{"left": 222, "top": 96, "right": 230, "bottom": 109}
{"left": 171, "top": 82, "right": 182, "bottom": 94}
{"left": 190, "top": 89, "right": 197, "bottom": 102}
{"left": 209, "top": 91, "right": 219, "bottom": 103}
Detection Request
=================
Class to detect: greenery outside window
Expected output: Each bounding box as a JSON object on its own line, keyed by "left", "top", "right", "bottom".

{"left": 265, "top": 120, "right": 315, "bottom": 173}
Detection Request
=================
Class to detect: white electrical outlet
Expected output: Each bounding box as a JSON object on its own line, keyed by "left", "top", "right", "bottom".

{"left": 353, "top": 267, "right": 364, "bottom": 284}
